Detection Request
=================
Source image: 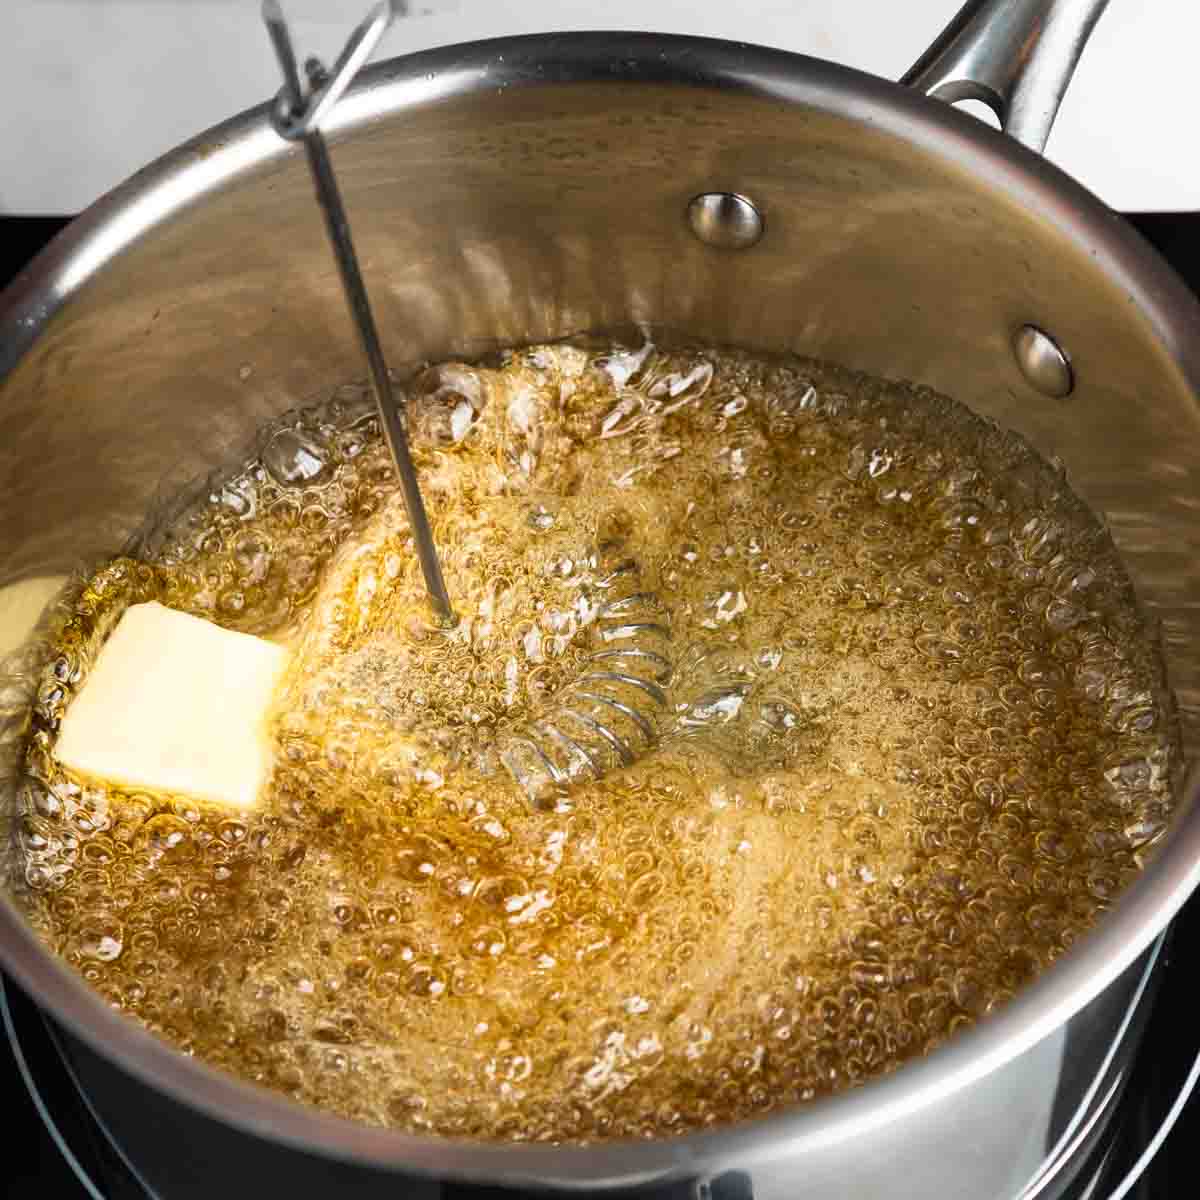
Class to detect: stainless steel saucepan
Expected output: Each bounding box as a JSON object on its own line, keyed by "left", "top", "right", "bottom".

{"left": 2, "top": 1, "right": 1199, "bottom": 1196}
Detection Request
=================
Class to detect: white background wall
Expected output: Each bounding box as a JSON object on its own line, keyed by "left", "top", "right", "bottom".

{"left": 1, "top": 0, "right": 1194, "bottom": 215}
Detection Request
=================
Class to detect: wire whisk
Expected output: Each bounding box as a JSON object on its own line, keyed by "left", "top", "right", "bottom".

{"left": 501, "top": 558, "right": 673, "bottom": 808}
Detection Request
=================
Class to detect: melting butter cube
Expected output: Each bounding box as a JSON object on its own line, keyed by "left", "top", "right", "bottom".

{"left": 0, "top": 575, "right": 67, "bottom": 660}
{"left": 55, "top": 601, "right": 289, "bottom": 809}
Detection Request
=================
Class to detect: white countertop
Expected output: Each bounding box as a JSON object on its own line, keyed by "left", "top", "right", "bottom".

{"left": 1, "top": 0, "right": 1194, "bottom": 215}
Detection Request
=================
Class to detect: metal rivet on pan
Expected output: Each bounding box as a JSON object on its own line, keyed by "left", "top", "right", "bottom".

{"left": 1013, "top": 324, "right": 1073, "bottom": 398}
{"left": 687, "top": 192, "right": 764, "bottom": 250}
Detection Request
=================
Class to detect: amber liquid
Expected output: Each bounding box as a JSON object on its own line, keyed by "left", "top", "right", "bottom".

{"left": 16, "top": 343, "right": 1178, "bottom": 1141}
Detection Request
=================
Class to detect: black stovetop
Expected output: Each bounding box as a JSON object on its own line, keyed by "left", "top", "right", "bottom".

{"left": 2, "top": 213, "right": 1199, "bottom": 1200}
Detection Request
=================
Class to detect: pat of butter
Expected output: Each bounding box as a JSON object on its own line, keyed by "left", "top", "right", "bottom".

{"left": 55, "top": 601, "right": 289, "bottom": 810}
{"left": 0, "top": 575, "right": 67, "bottom": 660}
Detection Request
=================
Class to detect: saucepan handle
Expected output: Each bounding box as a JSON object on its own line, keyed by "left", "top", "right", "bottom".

{"left": 902, "top": 0, "right": 1111, "bottom": 153}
